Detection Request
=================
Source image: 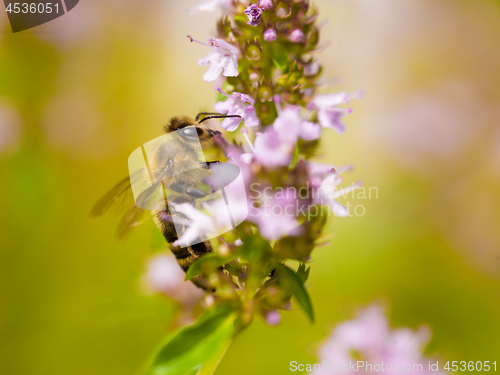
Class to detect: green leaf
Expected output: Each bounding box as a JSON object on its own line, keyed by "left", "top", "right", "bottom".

{"left": 289, "top": 144, "right": 300, "bottom": 170}
{"left": 185, "top": 251, "right": 241, "bottom": 280}
{"left": 277, "top": 264, "right": 315, "bottom": 323}
{"left": 269, "top": 42, "right": 288, "bottom": 72}
{"left": 296, "top": 263, "right": 310, "bottom": 283}
{"left": 233, "top": 15, "right": 247, "bottom": 23}
{"left": 145, "top": 305, "right": 238, "bottom": 375}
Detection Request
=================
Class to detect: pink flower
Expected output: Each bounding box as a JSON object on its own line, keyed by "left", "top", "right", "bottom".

{"left": 188, "top": 0, "right": 234, "bottom": 14}
{"left": 273, "top": 105, "right": 322, "bottom": 143}
{"left": 312, "top": 165, "right": 362, "bottom": 217}
{"left": 273, "top": 106, "right": 302, "bottom": 143}
{"left": 244, "top": 4, "right": 263, "bottom": 27}
{"left": 248, "top": 188, "right": 301, "bottom": 240}
{"left": 191, "top": 36, "right": 240, "bottom": 82}
{"left": 253, "top": 128, "right": 294, "bottom": 168}
{"left": 309, "top": 91, "right": 363, "bottom": 134}
{"left": 312, "top": 306, "right": 443, "bottom": 374}
{"left": 307, "top": 162, "right": 337, "bottom": 188}
{"left": 288, "top": 29, "right": 303, "bottom": 42}
{"left": 144, "top": 254, "right": 204, "bottom": 306}
{"left": 263, "top": 28, "right": 277, "bottom": 42}
{"left": 245, "top": 101, "right": 322, "bottom": 169}
{"left": 214, "top": 88, "right": 259, "bottom": 131}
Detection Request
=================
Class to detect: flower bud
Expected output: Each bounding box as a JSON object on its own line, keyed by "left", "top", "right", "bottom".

{"left": 288, "top": 29, "right": 303, "bottom": 42}
{"left": 259, "top": 0, "right": 273, "bottom": 10}
{"left": 257, "top": 78, "right": 274, "bottom": 102}
{"left": 250, "top": 72, "right": 260, "bottom": 81}
{"left": 265, "top": 310, "right": 281, "bottom": 326}
{"left": 264, "top": 28, "right": 277, "bottom": 42}
{"left": 245, "top": 38, "right": 262, "bottom": 60}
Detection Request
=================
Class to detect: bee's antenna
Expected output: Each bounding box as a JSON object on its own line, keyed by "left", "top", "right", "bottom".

{"left": 195, "top": 112, "right": 221, "bottom": 121}
{"left": 199, "top": 115, "right": 242, "bottom": 123}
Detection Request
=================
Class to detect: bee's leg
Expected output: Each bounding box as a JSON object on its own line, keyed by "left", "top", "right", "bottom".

{"left": 168, "top": 183, "right": 208, "bottom": 198}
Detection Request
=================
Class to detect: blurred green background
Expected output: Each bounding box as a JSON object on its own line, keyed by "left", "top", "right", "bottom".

{"left": 1, "top": 0, "right": 500, "bottom": 374}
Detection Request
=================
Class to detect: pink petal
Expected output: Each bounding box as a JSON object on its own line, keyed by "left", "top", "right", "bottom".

{"left": 240, "top": 153, "right": 254, "bottom": 164}
{"left": 312, "top": 92, "right": 349, "bottom": 107}
{"left": 318, "top": 108, "right": 347, "bottom": 134}
{"left": 329, "top": 200, "right": 348, "bottom": 217}
{"left": 214, "top": 38, "right": 240, "bottom": 57}
{"left": 203, "top": 65, "right": 223, "bottom": 82}
{"left": 214, "top": 98, "right": 234, "bottom": 114}
{"left": 188, "top": 0, "right": 220, "bottom": 13}
{"left": 223, "top": 56, "right": 238, "bottom": 77}
{"left": 300, "top": 121, "right": 322, "bottom": 141}
{"left": 221, "top": 116, "right": 242, "bottom": 132}
{"left": 197, "top": 49, "right": 217, "bottom": 66}
{"left": 243, "top": 107, "right": 259, "bottom": 127}
{"left": 273, "top": 108, "right": 301, "bottom": 144}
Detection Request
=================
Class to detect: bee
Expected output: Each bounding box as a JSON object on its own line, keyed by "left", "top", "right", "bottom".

{"left": 89, "top": 113, "right": 241, "bottom": 290}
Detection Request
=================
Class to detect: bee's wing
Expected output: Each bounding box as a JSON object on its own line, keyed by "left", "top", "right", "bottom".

{"left": 115, "top": 202, "right": 148, "bottom": 241}
{"left": 90, "top": 163, "right": 173, "bottom": 240}
{"left": 88, "top": 168, "right": 149, "bottom": 219}
{"left": 114, "top": 172, "right": 172, "bottom": 240}
{"left": 89, "top": 181, "right": 151, "bottom": 241}
{"left": 89, "top": 176, "right": 133, "bottom": 219}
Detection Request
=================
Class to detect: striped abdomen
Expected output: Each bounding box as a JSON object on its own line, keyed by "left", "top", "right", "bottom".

{"left": 153, "top": 206, "right": 213, "bottom": 290}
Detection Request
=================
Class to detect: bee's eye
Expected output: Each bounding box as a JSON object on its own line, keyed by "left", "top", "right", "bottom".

{"left": 181, "top": 127, "right": 204, "bottom": 139}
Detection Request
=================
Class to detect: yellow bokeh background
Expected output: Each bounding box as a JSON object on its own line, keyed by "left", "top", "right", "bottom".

{"left": 1, "top": 1, "right": 499, "bottom": 374}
